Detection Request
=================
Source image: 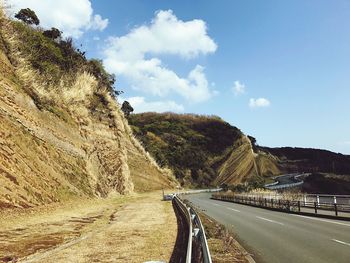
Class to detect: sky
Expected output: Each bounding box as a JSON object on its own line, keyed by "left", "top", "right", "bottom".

{"left": 6, "top": 0, "right": 350, "bottom": 154}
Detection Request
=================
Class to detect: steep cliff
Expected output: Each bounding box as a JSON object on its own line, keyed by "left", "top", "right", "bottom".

{"left": 0, "top": 8, "right": 176, "bottom": 209}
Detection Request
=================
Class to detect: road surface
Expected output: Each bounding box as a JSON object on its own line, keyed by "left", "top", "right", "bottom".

{"left": 185, "top": 193, "right": 350, "bottom": 263}
{"left": 265, "top": 173, "right": 306, "bottom": 190}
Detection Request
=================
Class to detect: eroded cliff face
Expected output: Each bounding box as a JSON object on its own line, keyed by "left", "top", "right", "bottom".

{"left": 215, "top": 136, "right": 280, "bottom": 185}
{"left": 0, "top": 10, "right": 176, "bottom": 209}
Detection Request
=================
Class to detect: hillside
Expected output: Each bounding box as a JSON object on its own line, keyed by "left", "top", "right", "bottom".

{"left": 260, "top": 146, "right": 350, "bottom": 175}
{"left": 129, "top": 112, "right": 281, "bottom": 186}
{"left": 129, "top": 112, "right": 350, "bottom": 188}
{"left": 129, "top": 112, "right": 243, "bottom": 186}
{"left": 0, "top": 8, "right": 176, "bottom": 209}
{"left": 215, "top": 136, "right": 280, "bottom": 185}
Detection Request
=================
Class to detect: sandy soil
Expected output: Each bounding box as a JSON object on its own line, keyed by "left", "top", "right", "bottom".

{"left": 0, "top": 191, "right": 177, "bottom": 263}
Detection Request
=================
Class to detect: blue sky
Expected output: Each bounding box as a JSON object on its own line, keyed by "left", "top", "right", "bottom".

{"left": 8, "top": 0, "right": 350, "bottom": 154}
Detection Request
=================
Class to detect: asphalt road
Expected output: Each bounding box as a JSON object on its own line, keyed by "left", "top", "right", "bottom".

{"left": 275, "top": 174, "right": 300, "bottom": 185}
{"left": 185, "top": 193, "right": 350, "bottom": 263}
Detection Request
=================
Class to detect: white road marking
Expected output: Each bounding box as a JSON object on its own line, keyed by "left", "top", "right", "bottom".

{"left": 256, "top": 216, "right": 284, "bottom": 225}
{"left": 226, "top": 207, "right": 241, "bottom": 212}
{"left": 332, "top": 239, "right": 350, "bottom": 247}
{"left": 202, "top": 200, "right": 240, "bottom": 212}
{"left": 290, "top": 214, "right": 350, "bottom": 227}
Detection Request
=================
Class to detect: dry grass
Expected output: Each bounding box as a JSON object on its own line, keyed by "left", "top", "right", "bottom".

{"left": 222, "top": 189, "right": 305, "bottom": 202}
{"left": 104, "top": 94, "right": 178, "bottom": 190}
{"left": 196, "top": 210, "right": 250, "bottom": 263}
{"left": 0, "top": 5, "right": 177, "bottom": 209}
{"left": 0, "top": 191, "right": 177, "bottom": 263}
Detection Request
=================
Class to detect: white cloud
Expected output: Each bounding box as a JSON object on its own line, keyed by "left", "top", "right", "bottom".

{"left": 249, "top": 98, "right": 271, "bottom": 108}
{"left": 7, "top": 0, "right": 108, "bottom": 38}
{"left": 103, "top": 10, "right": 217, "bottom": 103}
{"left": 232, "top": 80, "right": 245, "bottom": 96}
{"left": 88, "top": 14, "right": 108, "bottom": 31}
{"left": 121, "top": 96, "right": 184, "bottom": 113}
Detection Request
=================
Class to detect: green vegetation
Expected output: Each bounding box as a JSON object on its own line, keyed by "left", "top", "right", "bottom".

{"left": 121, "top": 101, "right": 134, "bottom": 117}
{"left": 15, "top": 8, "right": 40, "bottom": 25}
{"left": 228, "top": 176, "right": 265, "bottom": 192}
{"left": 10, "top": 12, "right": 120, "bottom": 98}
{"left": 302, "top": 173, "right": 350, "bottom": 194}
{"left": 43, "top": 27, "right": 62, "bottom": 40}
{"left": 129, "top": 112, "right": 243, "bottom": 186}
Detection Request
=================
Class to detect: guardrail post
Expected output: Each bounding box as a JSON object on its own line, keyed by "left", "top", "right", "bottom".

{"left": 264, "top": 198, "right": 267, "bottom": 207}
{"left": 314, "top": 202, "right": 318, "bottom": 214}
{"left": 334, "top": 204, "right": 338, "bottom": 216}
{"left": 287, "top": 200, "right": 290, "bottom": 211}
{"left": 298, "top": 201, "right": 301, "bottom": 212}
{"left": 278, "top": 199, "right": 281, "bottom": 208}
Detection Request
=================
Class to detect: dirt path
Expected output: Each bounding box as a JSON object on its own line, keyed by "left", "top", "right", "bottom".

{"left": 0, "top": 192, "right": 177, "bottom": 263}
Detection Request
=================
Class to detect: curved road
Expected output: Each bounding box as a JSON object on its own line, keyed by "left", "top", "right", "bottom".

{"left": 185, "top": 193, "right": 350, "bottom": 263}
{"left": 265, "top": 173, "right": 306, "bottom": 190}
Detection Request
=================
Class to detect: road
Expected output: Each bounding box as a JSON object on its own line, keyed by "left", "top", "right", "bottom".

{"left": 275, "top": 174, "right": 300, "bottom": 184}
{"left": 185, "top": 193, "right": 350, "bottom": 263}
{"left": 264, "top": 173, "right": 306, "bottom": 190}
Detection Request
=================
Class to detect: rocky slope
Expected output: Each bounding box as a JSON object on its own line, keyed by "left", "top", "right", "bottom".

{"left": 214, "top": 136, "right": 280, "bottom": 185}
{"left": 0, "top": 8, "right": 176, "bottom": 209}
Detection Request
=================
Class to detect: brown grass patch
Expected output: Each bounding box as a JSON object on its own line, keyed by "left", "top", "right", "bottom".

{"left": 195, "top": 210, "right": 251, "bottom": 263}
{"left": 0, "top": 192, "right": 177, "bottom": 263}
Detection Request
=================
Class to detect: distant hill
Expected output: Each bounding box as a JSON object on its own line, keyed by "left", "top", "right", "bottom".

{"left": 128, "top": 112, "right": 243, "bottom": 186}
{"left": 129, "top": 112, "right": 281, "bottom": 186}
{"left": 259, "top": 146, "right": 350, "bottom": 175}
{"left": 129, "top": 112, "right": 350, "bottom": 188}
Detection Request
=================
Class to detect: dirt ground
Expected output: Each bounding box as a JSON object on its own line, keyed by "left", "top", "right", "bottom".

{"left": 0, "top": 191, "right": 177, "bottom": 263}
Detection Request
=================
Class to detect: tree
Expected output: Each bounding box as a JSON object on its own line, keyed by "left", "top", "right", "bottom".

{"left": 43, "top": 28, "right": 62, "bottom": 40}
{"left": 247, "top": 135, "right": 258, "bottom": 153}
{"left": 15, "top": 8, "right": 40, "bottom": 25}
{"left": 121, "top": 101, "right": 134, "bottom": 117}
{"left": 220, "top": 183, "right": 229, "bottom": 191}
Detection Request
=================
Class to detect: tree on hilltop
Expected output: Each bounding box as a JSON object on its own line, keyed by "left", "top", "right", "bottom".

{"left": 121, "top": 101, "right": 134, "bottom": 117}
{"left": 15, "top": 8, "right": 40, "bottom": 25}
{"left": 248, "top": 135, "right": 258, "bottom": 153}
{"left": 43, "top": 27, "right": 62, "bottom": 40}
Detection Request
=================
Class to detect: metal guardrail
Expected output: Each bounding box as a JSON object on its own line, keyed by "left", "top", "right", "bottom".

{"left": 212, "top": 194, "right": 350, "bottom": 217}
{"left": 265, "top": 181, "right": 304, "bottom": 190}
{"left": 189, "top": 205, "right": 212, "bottom": 263}
{"left": 173, "top": 196, "right": 192, "bottom": 263}
{"left": 173, "top": 195, "right": 212, "bottom": 263}
{"left": 179, "top": 188, "right": 222, "bottom": 195}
